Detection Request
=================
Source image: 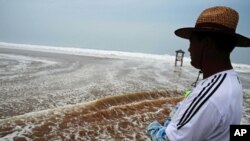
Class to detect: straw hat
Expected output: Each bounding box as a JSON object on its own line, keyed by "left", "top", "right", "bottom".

{"left": 175, "top": 6, "right": 250, "bottom": 47}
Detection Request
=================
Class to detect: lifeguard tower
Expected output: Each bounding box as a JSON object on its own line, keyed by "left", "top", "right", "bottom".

{"left": 175, "top": 49, "right": 185, "bottom": 66}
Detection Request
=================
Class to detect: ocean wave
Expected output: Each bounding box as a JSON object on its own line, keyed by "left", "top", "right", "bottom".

{"left": 1, "top": 42, "right": 250, "bottom": 73}
{"left": 233, "top": 63, "right": 250, "bottom": 73}
{"left": 0, "top": 90, "right": 183, "bottom": 141}
{"left": 0, "top": 42, "right": 175, "bottom": 61}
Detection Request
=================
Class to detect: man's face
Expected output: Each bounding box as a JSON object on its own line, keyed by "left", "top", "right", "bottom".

{"left": 188, "top": 35, "right": 204, "bottom": 69}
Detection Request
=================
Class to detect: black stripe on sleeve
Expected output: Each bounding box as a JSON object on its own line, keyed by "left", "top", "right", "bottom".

{"left": 177, "top": 73, "right": 227, "bottom": 130}
{"left": 177, "top": 74, "right": 219, "bottom": 127}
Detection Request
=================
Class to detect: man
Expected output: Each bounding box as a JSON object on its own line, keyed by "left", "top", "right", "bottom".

{"left": 147, "top": 6, "right": 250, "bottom": 141}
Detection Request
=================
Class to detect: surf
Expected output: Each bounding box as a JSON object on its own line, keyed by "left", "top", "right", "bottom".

{"left": 0, "top": 90, "right": 183, "bottom": 140}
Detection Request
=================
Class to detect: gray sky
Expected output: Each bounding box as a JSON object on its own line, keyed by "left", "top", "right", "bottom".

{"left": 0, "top": 0, "right": 250, "bottom": 64}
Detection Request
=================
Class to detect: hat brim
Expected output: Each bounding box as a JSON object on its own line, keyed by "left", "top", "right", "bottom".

{"left": 175, "top": 27, "right": 250, "bottom": 47}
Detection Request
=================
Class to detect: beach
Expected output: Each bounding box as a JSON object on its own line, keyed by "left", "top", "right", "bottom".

{"left": 0, "top": 43, "right": 250, "bottom": 140}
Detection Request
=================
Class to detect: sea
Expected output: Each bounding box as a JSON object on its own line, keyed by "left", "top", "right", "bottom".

{"left": 0, "top": 42, "right": 249, "bottom": 140}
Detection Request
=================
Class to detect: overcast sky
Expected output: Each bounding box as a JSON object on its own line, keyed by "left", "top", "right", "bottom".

{"left": 0, "top": 0, "right": 250, "bottom": 64}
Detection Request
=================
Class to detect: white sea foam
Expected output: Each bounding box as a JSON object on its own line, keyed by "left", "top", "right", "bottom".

{"left": 0, "top": 42, "right": 176, "bottom": 61}
{"left": 0, "top": 53, "right": 57, "bottom": 65}
{"left": 233, "top": 63, "right": 250, "bottom": 73}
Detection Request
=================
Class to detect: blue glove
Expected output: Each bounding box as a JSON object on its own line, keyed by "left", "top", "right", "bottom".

{"left": 147, "top": 121, "right": 167, "bottom": 141}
